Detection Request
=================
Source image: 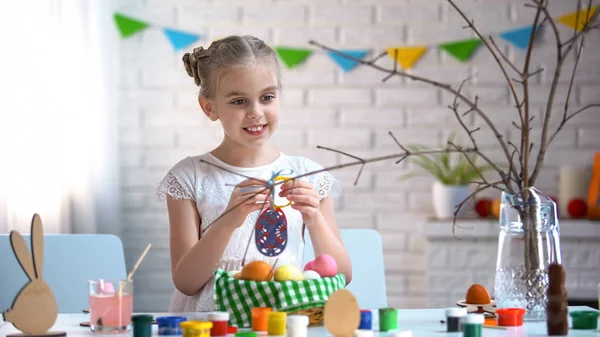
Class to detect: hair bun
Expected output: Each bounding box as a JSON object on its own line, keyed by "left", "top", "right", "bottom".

{"left": 182, "top": 46, "right": 208, "bottom": 87}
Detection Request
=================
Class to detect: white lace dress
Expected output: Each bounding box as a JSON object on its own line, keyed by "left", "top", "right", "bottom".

{"left": 157, "top": 152, "right": 341, "bottom": 312}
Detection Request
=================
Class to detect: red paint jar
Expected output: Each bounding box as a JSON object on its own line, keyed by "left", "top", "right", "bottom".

{"left": 208, "top": 312, "right": 230, "bottom": 336}
{"left": 496, "top": 308, "right": 525, "bottom": 326}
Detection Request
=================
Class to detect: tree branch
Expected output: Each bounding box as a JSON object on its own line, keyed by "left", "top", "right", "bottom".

{"left": 447, "top": 0, "right": 524, "bottom": 134}
{"left": 309, "top": 40, "right": 519, "bottom": 192}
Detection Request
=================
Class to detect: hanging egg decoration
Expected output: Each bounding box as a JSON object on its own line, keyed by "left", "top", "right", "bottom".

{"left": 255, "top": 207, "right": 288, "bottom": 257}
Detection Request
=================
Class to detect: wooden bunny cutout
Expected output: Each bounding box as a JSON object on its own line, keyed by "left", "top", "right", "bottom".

{"left": 2, "top": 214, "right": 65, "bottom": 337}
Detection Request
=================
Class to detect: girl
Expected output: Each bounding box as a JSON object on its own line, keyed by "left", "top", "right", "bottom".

{"left": 157, "top": 35, "right": 352, "bottom": 312}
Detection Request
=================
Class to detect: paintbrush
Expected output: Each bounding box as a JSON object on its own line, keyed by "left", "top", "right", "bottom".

{"left": 97, "top": 243, "right": 152, "bottom": 327}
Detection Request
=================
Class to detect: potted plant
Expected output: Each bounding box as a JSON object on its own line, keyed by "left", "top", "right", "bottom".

{"left": 399, "top": 133, "right": 494, "bottom": 219}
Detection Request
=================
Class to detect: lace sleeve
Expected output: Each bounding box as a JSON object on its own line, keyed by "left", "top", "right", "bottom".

{"left": 156, "top": 157, "right": 197, "bottom": 202}
{"left": 303, "top": 158, "right": 342, "bottom": 200}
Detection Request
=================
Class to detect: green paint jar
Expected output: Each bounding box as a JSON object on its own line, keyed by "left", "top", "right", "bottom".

{"left": 570, "top": 311, "right": 599, "bottom": 329}
{"left": 461, "top": 314, "right": 484, "bottom": 337}
{"left": 132, "top": 314, "right": 154, "bottom": 337}
{"left": 378, "top": 308, "right": 398, "bottom": 332}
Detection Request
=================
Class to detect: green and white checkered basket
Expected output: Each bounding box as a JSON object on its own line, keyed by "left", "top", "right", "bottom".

{"left": 213, "top": 268, "right": 346, "bottom": 328}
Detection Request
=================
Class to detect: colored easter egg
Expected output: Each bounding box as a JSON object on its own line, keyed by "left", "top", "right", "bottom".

{"left": 255, "top": 207, "right": 287, "bottom": 257}
{"left": 475, "top": 198, "right": 492, "bottom": 217}
{"left": 490, "top": 199, "right": 501, "bottom": 218}
{"left": 567, "top": 198, "right": 588, "bottom": 218}
{"left": 311, "top": 254, "right": 338, "bottom": 278}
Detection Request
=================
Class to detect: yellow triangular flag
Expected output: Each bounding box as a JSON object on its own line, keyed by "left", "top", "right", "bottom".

{"left": 557, "top": 5, "right": 597, "bottom": 31}
{"left": 386, "top": 46, "right": 428, "bottom": 70}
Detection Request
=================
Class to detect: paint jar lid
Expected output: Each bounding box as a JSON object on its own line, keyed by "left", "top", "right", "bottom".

{"left": 387, "top": 330, "right": 412, "bottom": 337}
{"left": 354, "top": 330, "right": 374, "bottom": 337}
{"left": 569, "top": 311, "right": 599, "bottom": 329}
{"left": 287, "top": 315, "right": 309, "bottom": 326}
{"left": 227, "top": 326, "right": 238, "bottom": 334}
{"left": 180, "top": 321, "right": 213, "bottom": 330}
{"left": 495, "top": 308, "right": 525, "bottom": 326}
{"left": 360, "top": 310, "right": 372, "bottom": 317}
{"left": 462, "top": 314, "right": 484, "bottom": 324}
{"left": 445, "top": 308, "right": 467, "bottom": 317}
{"left": 132, "top": 314, "right": 154, "bottom": 323}
{"left": 235, "top": 332, "right": 258, "bottom": 337}
{"left": 268, "top": 311, "right": 287, "bottom": 322}
{"left": 156, "top": 316, "right": 187, "bottom": 327}
{"left": 208, "top": 312, "right": 230, "bottom": 321}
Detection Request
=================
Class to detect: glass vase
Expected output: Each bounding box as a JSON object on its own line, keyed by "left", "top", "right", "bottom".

{"left": 493, "top": 187, "right": 562, "bottom": 321}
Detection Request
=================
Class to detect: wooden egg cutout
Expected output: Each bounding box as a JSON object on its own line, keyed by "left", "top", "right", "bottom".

{"left": 2, "top": 214, "right": 65, "bottom": 337}
{"left": 324, "top": 289, "right": 361, "bottom": 337}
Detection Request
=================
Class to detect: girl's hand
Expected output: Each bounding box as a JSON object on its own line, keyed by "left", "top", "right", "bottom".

{"left": 223, "top": 179, "right": 270, "bottom": 228}
{"left": 279, "top": 179, "right": 324, "bottom": 227}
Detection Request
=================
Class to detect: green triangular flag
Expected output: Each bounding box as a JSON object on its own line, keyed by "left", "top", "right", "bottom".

{"left": 440, "top": 38, "right": 481, "bottom": 62}
{"left": 113, "top": 13, "right": 149, "bottom": 38}
{"left": 274, "top": 47, "right": 313, "bottom": 69}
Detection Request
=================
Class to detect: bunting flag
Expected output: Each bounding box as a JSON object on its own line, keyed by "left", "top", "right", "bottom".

{"left": 386, "top": 46, "right": 428, "bottom": 70}
{"left": 327, "top": 50, "right": 369, "bottom": 72}
{"left": 440, "top": 38, "right": 481, "bottom": 62}
{"left": 557, "top": 5, "right": 598, "bottom": 31}
{"left": 275, "top": 47, "right": 313, "bottom": 69}
{"left": 163, "top": 28, "right": 201, "bottom": 51}
{"left": 500, "top": 25, "right": 537, "bottom": 50}
{"left": 112, "top": 7, "right": 596, "bottom": 72}
{"left": 113, "top": 13, "right": 149, "bottom": 38}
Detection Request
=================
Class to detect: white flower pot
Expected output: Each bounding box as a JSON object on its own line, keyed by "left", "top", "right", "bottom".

{"left": 432, "top": 181, "right": 471, "bottom": 219}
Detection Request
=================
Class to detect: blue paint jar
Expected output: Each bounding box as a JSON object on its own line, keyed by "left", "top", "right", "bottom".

{"left": 156, "top": 316, "right": 188, "bottom": 335}
{"left": 359, "top": 310, "right": 372, "bottom": 330}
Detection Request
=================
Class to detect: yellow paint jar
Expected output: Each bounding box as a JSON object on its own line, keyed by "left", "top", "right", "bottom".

{"left": 180, "top": 321, "right": 213, "bottom": 337}
{"left": 268, "top": 312, "right": 286, "bottom": 336}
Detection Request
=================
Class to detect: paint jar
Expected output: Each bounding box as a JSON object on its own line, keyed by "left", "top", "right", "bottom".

{"left": 156, "top": 316, "right": 187, "bottom": 335}
{"left": 208, "top": 312, "right": 229, "bottom": 336}
{"left": 462, "top": 314, "right": 484, "bottom": 337}
{"left": 359, "top": 310, "right": 372, "bottom": 330}
{"left": 378, "top": 308, "right": 398, "bottom": 332}
{"left": 180, "top": 321, "right": 213, "bottom": 337}
{"left": 496, "top": 308, "right": 525, "bottom": 326}
{"left": 569, "top": 311, "right": 599, "bottom": 329}
{"left": 287, "top": 315, "right": 309, "bottom": 337}
{"left": 251, "top": 307, "right": 271, "bottom": 332}
{"left": 267, "top": 311, "right": 286, "bottom": 336}
{"left": 132, "top": 314, "right": 153, "bottom": 337}
{"left": 444, "top": 308, "right": 467, "bottom": 332}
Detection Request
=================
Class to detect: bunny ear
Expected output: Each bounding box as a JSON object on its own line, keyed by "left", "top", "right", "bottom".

{"left": 10, "top": 231, "right": 36, "bottom": 281}
{"left": 31, "top": 213, "right": 44, "bottom": 279}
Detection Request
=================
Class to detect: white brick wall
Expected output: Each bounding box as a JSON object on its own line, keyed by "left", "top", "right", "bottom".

{"left": 116, "top": 0, "right": 600, "bottom": 311}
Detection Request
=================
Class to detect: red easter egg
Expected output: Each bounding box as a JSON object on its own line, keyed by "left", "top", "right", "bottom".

{"left": 475, "top": 199, "right": 492, "bottom": 217}
{"left": 567, "top": 198, "right": 588, "bottom": 218}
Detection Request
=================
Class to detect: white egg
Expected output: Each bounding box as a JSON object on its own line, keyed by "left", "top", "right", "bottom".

{"left": 228, "top": 270, "right": 240, "bottom": 277}
{"left": 302, "top": 270, "right": 321, "bottom": 280}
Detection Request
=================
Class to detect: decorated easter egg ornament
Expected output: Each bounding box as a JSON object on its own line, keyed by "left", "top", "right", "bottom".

{"left": 255, "top": 169, "right": 294, "bottom": 257}
{"left": 324, "top": 289, "right": 360, "bottom": 337}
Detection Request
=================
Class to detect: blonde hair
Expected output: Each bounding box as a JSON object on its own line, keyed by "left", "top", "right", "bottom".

{"left": 182, "top": 35, "right": 281, "bottom": 99}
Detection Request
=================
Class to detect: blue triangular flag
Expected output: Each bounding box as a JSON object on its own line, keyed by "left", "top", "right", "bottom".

{"left": 500, "top": 25, "right": 536, "bottom": 50}
{"left": 163, "top": 28, "right": 200, "bottom": 51}
{"left": 327, "top": 50, "right": 369, "bottom": 72}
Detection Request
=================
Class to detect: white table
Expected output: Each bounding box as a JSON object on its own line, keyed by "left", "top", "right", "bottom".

{"left": 0, "top": 307, "right": 598, "bottom": 336}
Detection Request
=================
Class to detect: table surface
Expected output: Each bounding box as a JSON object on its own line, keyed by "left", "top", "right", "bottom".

{"left": 0, "top": 307, "right": 598, "bottom": 336}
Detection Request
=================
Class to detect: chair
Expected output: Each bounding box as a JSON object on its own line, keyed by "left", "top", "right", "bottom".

{"left": 303, "top": 228, "right": 387, "bottom": 309}
{"left": 0, "top": 233, "right": 127, "bottom": 313}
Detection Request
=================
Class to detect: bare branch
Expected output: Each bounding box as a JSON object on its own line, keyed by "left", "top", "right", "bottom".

{"left": 530, "top": 0, "right": 596, "bottom": 185}
{"left": 316, "top": 145, "right": 366, "bottom": 185}
{"left": 309, "top": 40, "right": 519, "bottom": 192}
{"left": 520, "top": 0, "right": 544, "bottom": 189}
{"left": 489, "top": 36, "right": 522, "bottom": 76}
{"left": 452, "top": 180, "right": 505, "bottom": 235}
{"left": 446, "top": 0, "right": 524, "bottom": 133}
{"left": 548, "top": 104, "right": 600, "bottom": 145}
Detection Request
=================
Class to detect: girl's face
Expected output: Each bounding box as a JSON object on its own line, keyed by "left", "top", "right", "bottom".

{"left": 201, "top": 64, "right": 280, "bottom": 149}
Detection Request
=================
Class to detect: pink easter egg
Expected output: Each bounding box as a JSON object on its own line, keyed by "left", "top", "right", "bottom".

{"left": 304, "top": 260, "right": 315, "bottom": 272}
{"left": 311, "top": 254, "right": 338, "bottom": 278}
